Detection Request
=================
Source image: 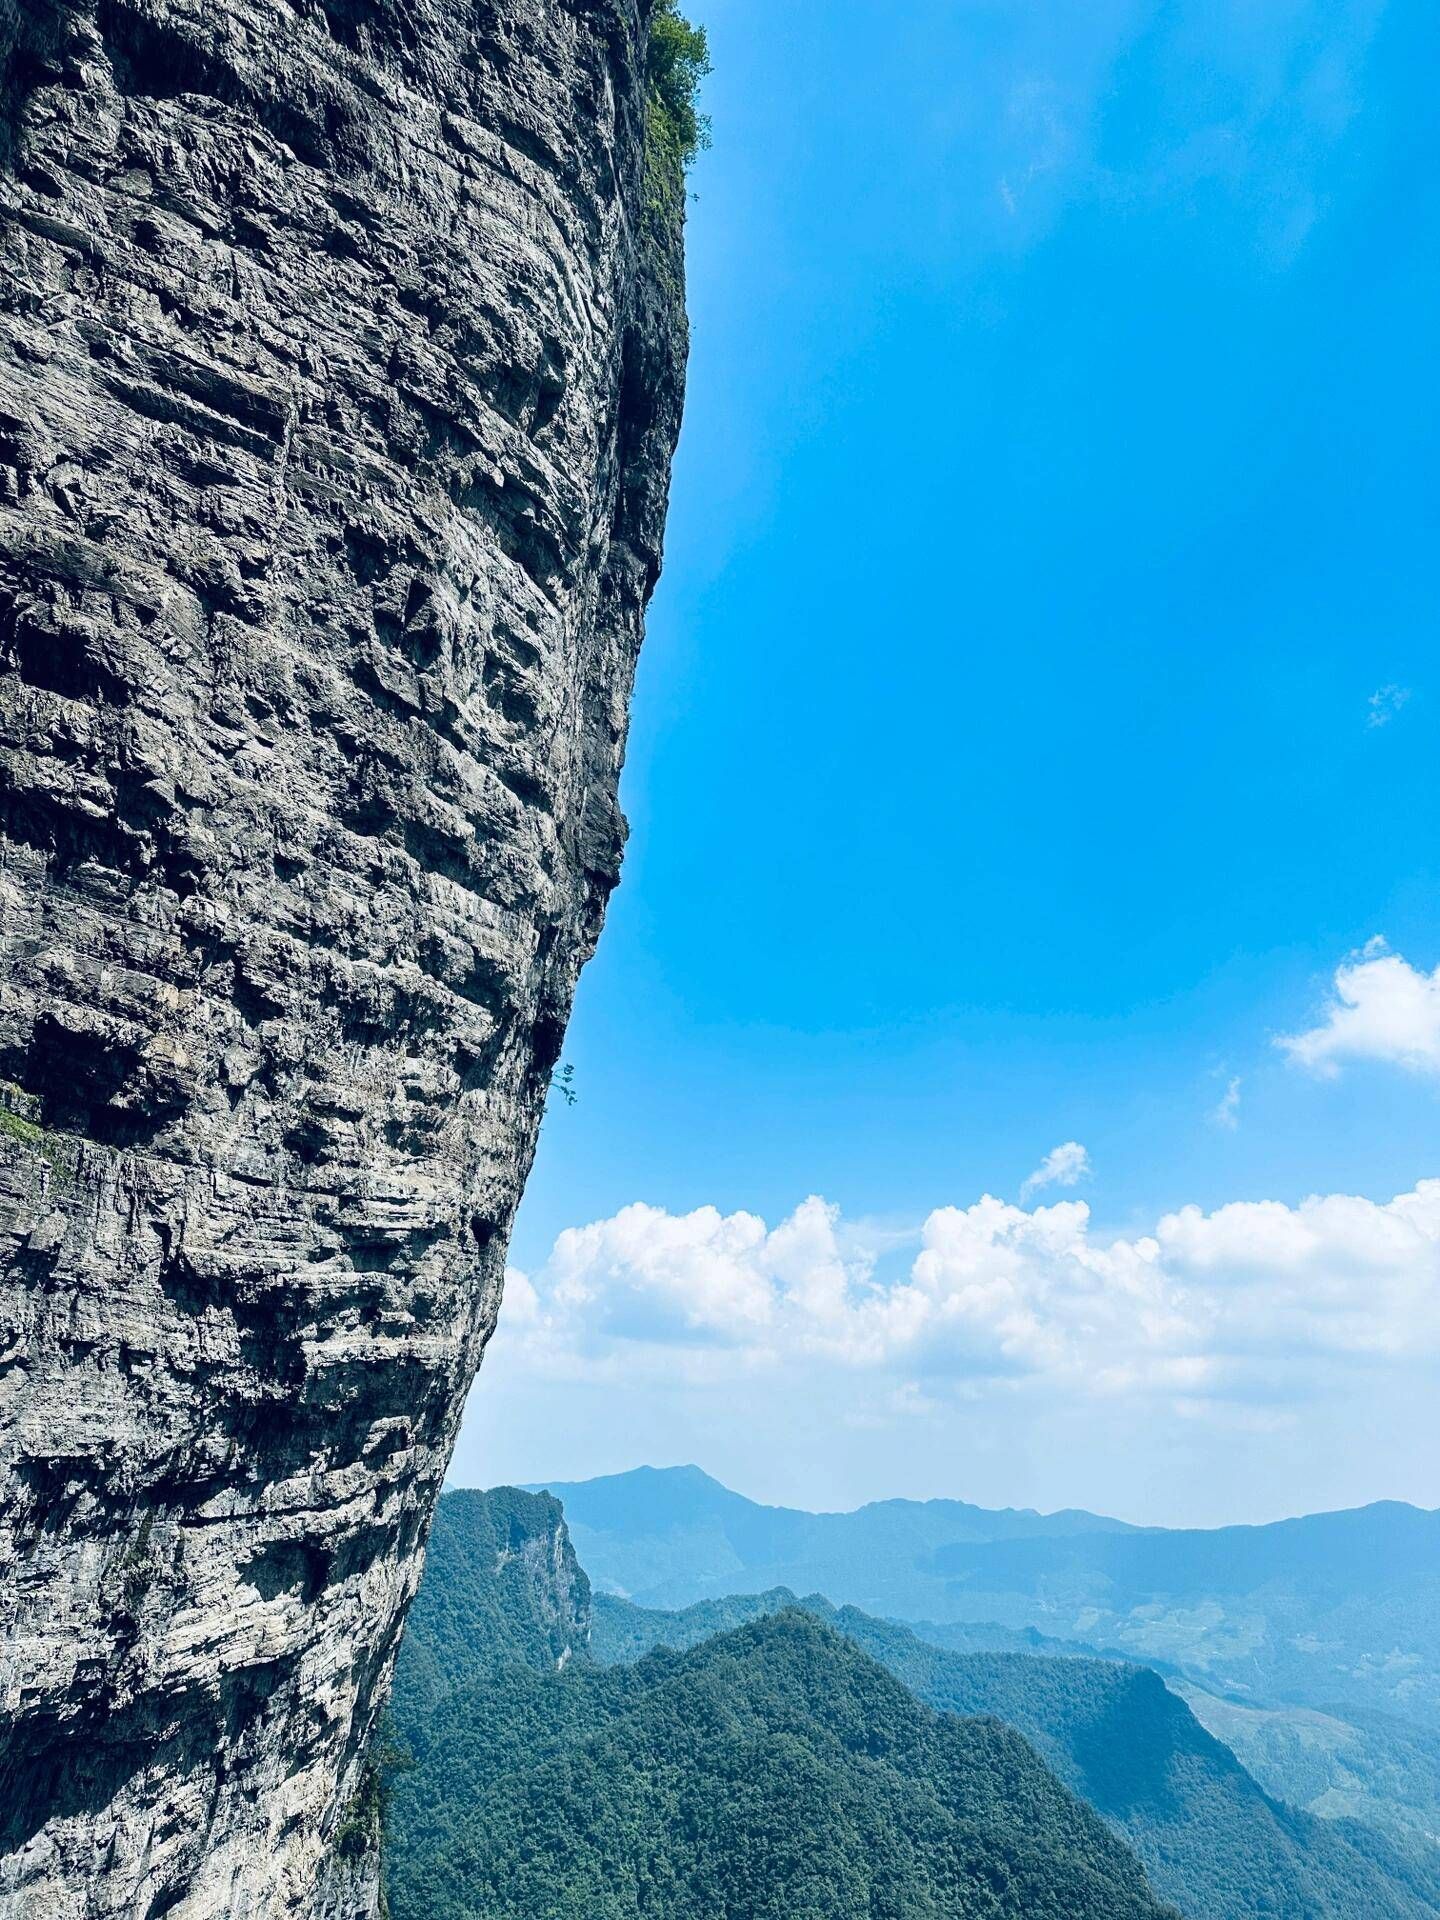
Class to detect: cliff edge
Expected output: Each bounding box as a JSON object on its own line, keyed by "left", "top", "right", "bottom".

{"left": 0, "top": 0, "right": 687, "bottom": 1912}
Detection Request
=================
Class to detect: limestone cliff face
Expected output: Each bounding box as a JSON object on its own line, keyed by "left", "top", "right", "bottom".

{"left": 0, "top": 0, "right": 686, "bottom": 1912}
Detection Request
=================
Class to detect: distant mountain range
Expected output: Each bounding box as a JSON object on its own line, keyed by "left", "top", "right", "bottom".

{"left": 390, "top": 1483, "right": 1440, "bottom": 1920}
{"left": 525, "top": 1463, "right": 1131, "bottom": 1612}
{"left": 528, "top": 1467, "right": 1440, "bottom": 1730}
{"left": 921, "top": 1501, "right": 1440, "bottom": 1728}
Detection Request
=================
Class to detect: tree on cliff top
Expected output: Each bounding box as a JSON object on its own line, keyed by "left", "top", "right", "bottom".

{"left": 649, "top": 0, "right": 710, "bottom": 167}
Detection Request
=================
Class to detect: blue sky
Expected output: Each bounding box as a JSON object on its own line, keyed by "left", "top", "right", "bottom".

{"left": 452, "top": 0, "right": 1440, "bottom": 1525}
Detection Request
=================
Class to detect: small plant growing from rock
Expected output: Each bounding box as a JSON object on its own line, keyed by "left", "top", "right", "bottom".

{"left": 0, "top": 1082, "right": 44, "bottom": 1150}
{"left": 0, "top": 1080, "right": 73, "bottom": 1190}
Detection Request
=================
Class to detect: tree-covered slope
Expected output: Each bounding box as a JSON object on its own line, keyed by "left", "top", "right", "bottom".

{"left": 907, "top": 1614, "right": 1440, "bottom": 1848}
{"left": 593, "top": 1591, "right": 1440, "bottom": 1920}
{"left": 1177, "top": 1687, "right": 1440, "bottom": 1851}
{"left": 389, "top": 1488, "right": 1440, "bottom": 1920}
{"left": 386, "top": 1608, "right": 1179, "bottom": 1920}
{"left": 392, "top": 1487, "right": 591, "bottom": 1724}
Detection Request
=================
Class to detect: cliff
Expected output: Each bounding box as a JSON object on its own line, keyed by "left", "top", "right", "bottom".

{"left": 0, "top": 0, "right": 687, "bottom": 1912}
{"left": 390, "top": 1487, "right": 592, "bottom": 1726}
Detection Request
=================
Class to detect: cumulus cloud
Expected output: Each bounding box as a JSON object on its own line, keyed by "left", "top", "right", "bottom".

{"left": 1279, "top": 943, "right": 1440, "bottom": 1077}
{"left": 499, "top": 1179, "right": 1440, "bottom": 1415}
{"left": 1020, "top": 1141, "right": 1091, "bottom": 1199}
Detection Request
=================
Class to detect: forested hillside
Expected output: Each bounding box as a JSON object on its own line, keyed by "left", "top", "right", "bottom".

{"left": 1177, "top": 1686, "right": 1440, "bottom": 1848}
{"left": 386, "top": 1488, "right": 1440, "bottom": 1920}
{"left": 392, "top": 1487, "right": 591, "bottom": 1725}
{"left": 593, "top": 1590, "right": 1440, "bottom": 1920}
{"left": 386, "top": 1609, "right": 1179, "bottom": 1920}
{"left": 385, "top": 1489, "right": 1174, "bottom": 1920}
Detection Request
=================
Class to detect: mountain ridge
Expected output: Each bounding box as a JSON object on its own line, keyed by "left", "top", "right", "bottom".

{"left": 525, "top": 1467, "right": 1440, "bottom": 1741}
{"left": 590, "top": 1586, "right": 1440, "bottom": 1920}
{"left": 385, "top": 1488, "right": 1181, "bottom": 1920}
{"left": 524, "top": 1462, "right": 1134, "bottom": 1536}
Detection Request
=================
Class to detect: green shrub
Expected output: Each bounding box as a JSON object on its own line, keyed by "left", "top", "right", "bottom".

{"left": 648, "top": 1, "right": 710, "bottom": 169}
{"left": 0, "top": 1106, "right": 43, "bottom": 1150}
{"left": 0, "top": 1080, "right": 72, "bottom": 1186}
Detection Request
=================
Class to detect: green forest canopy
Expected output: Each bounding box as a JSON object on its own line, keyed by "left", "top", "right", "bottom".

{"left": 649, "top": 1, "right": 710, "bottom": 166}
{"left": 385, "top": 1608, "right": 1179, "bottom": 1920}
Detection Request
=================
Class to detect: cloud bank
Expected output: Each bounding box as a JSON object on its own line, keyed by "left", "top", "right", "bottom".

{"left": 501, "top": 1179, "right": 1440, "bottom": 1416}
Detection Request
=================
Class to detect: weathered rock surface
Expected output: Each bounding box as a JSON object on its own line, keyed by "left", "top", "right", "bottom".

{"left": 0, "top": 0, "right": 686, "bottom": 1912}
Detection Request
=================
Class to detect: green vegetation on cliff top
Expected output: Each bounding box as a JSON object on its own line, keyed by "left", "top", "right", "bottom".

{"left": 391, "top": 1486, "right": 588, "bottom": 1726}
{"left": 648, "top": 1, "right": 710, "bottom": 169}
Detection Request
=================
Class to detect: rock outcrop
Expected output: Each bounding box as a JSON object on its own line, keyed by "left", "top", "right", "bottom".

{"left": 0, "top": 0, "right": 686, "bottom": 1912}
{"left": 393, "top": 1486, "right": 593, "bottom": 1715}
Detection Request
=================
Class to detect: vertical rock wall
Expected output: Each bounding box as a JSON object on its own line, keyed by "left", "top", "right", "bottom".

{"left": 0, "top": 0, "right": 686, "bottom": 1911}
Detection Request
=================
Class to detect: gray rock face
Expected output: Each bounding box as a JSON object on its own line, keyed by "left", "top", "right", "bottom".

{"left": 0, "top": 0, "right": 686, "bottom": 1912}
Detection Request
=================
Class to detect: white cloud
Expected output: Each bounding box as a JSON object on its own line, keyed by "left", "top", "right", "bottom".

{"left": 1367, "top": 684, "right": 1411, "bottom": 729}
{"left": 497, "top": 1178, "right": 1440, "bottom": 1416}
{"left": 1020, "top": 1141, "right": 1091, "bottom": 1198}
{"left": 1210, "top": 1076, "right": 1242, "bottom": 1130}
{"left": 1279, "top": 943, "right": 1440, "bottom": 1077}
